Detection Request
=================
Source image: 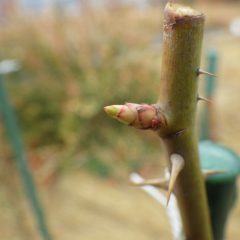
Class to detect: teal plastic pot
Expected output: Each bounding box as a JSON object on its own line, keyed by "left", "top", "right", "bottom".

{"left": 199, "top": 140, "right": 240, "bottom": 240}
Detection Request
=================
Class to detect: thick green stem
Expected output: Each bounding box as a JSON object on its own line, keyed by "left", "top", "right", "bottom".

{"left": 158, "top": 3, "right": 212, "bottom": 240}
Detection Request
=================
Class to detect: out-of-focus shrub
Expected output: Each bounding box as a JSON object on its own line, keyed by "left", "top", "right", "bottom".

{"left": 0, "top": 8, "right": 165, "bottom": 178}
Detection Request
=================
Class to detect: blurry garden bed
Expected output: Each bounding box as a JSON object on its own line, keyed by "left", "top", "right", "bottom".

{"left": 0, "top": 1, "right": 240, "bottom": 239}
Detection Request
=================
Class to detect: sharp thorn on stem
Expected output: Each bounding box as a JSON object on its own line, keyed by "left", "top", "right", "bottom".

{"left": 174, "top": 129, "right": 187, "bottom": 137}
{"left": 197, "top": 68, "right": 217, "bottom": 77}
{"left": 202, "top": 169, "right": 225, "bottom": 179}
{"left": 197, "top": 95, "right": 212, "bottom": 104}
{"left": 166, "top": 154, "right": 185, "bottom": 206}
{"left": 164, "top": 128, "right": 187, "bottom": 140}
{"left": 131, "top": 178, "right": 169, "bottom": 190}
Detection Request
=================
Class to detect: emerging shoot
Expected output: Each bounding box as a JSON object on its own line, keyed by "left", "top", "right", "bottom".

{"left": 104, "top": 103, "right": 166, "bottom": 130}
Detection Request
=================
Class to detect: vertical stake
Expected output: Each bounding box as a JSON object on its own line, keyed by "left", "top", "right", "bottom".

{"left": 0, "top": 76, "right": 52, "bottom": 240}
{"left": 199, "top": 49, "right": 218, "bottom": 141}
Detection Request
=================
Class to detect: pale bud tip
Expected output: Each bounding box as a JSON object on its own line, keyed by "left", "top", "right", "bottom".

{"left": 104, "top": 105, "right": 131, "bottom": 125}
{"left": 104, "top": 105, "right": 121, "bottom": 118}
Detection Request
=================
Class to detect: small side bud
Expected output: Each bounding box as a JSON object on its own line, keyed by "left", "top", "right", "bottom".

{"left": 166, "top": 154, "right": 185, "bottom": 206}
{"left": 104, "top": 103, "right": 166, "bottom": 130}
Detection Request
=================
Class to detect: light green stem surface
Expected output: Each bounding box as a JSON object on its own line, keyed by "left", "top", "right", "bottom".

{"left": 158, "top": 3, "right": 213, "bottom": 240}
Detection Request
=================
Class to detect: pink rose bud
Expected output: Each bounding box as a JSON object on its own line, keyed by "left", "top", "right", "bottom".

{"left": 104, "top": 103, "right": 166, "bottom": 130}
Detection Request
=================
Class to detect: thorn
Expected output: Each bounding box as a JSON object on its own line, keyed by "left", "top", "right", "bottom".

{"left": 202, "top": 169, "right": 225, "bottom": 179}
{"left": 197, "top": 96, "right": 212, "bottom": 104}
{"left": 164, "top": 128, "right": 187, "bottom": 140}
{"left": 174, "top": 129, "right": 186, "bottom": 137}
{"left": 197, "top": 68, "right": 217, "bottom": 77}
{"left": 166, "top": 154, "right": 185, "bottom": 206}
{"left": 131, "top": 178, "right": 169, "bottom": 191}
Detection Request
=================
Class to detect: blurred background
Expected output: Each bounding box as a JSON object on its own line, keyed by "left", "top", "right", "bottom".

{"left": 0, "top": 0, "right": 240, "bottom": 239}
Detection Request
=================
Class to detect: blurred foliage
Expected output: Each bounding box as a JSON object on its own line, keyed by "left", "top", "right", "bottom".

{"left": 83, "top": 156, "right": 112, "bottom": 178}
{"left": 0, "top": 8, "right": 166, "bottom": 178}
